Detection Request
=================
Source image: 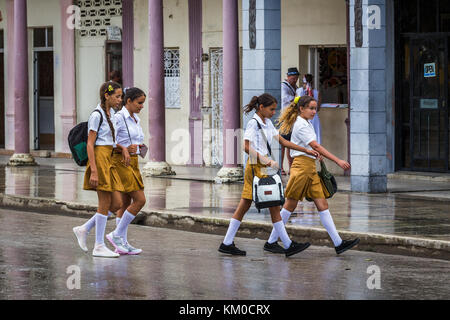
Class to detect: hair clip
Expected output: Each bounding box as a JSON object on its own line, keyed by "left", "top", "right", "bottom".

{"left": 108, "top": 85, "right": 114, "bottom": 92}
{"left": 294, "top": 96, "right": 300, "bottom": 105}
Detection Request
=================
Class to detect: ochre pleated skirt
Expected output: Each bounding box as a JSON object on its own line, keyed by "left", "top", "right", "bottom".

{"left": 83, "top": 146, "right": 125, "bottom": 193}
{"left": 111, "top": 153, "right": 144, "bottom": 193}
{"left": 285, "top": 156, "right": 330, "bottom": 201}
{"left": 241, "top": 158, "right": 270, "bottom": 200}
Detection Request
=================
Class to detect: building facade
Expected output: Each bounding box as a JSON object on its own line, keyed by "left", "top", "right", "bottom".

{"left": 0, "top": 0, "right": 448, "bottom": 191}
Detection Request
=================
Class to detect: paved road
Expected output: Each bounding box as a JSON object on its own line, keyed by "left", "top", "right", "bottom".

{"left": 0, "top": 208, "right": 448, "bottom": 300}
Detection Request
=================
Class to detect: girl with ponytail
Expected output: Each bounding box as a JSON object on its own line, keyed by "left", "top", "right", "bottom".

{"left": 219, "top": 93, "right": 319, "bottom": 257}
{"left": 73, "top": 81, "right": 131, "bottom": 258}
{"left": 266, "top": 96, "right": 360, "bottom": 255}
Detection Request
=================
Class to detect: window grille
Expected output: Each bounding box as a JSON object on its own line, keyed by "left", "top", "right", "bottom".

{"left": 76, "top": 0, "right": 122, "bottom": 38}
{"left": 164, "top": 48, "right": 181, "bottom": 109}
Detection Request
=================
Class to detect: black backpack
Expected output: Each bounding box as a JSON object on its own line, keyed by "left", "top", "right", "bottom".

{"left": 68, "top": 110, "right": 103, "bottom": 166}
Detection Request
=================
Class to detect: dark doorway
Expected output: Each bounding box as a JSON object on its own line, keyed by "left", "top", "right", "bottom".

{"left": 33, "top": 28, "right": 55, "bottom": 151}
{"left": 105, "top": 41, "right": 122, "bottom": 84}
{"left": 396, "top": 0, "right": 450, "bottom": 172}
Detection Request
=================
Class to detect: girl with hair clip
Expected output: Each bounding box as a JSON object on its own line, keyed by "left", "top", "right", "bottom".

{"left": 106, "top": 87, "right": 147, "bottom": 255}
{"left": 297, "top": 74, "right": 321, "bottom": 144}
{"left": 266, "top": 96, "right": 360, "bottom": 255}
{"left": 73, "top": 81, "right": 129, "bottom": 258}
{"left": 218, "top": 93, "right": 320, "bottom": 257}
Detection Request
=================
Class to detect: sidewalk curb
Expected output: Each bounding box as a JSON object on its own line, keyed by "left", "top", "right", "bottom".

{"left": 1, "top": 193, "right": 449, "bottom": 261}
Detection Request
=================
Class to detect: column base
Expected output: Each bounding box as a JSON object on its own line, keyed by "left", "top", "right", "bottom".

{"left": 214, "top": 166, "right": 243, "bottom": 184}
{"left": 7, "top": 153, "right": 38, "bottom": 167}
{"left": 142, "top": 161, "right": 176, "bottom": 177}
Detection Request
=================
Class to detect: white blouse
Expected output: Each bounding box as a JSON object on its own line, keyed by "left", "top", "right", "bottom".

{"left": 243, "top": 113, "right": 279, "bottom": 157}
{"left": 113, "top": 107, "right": 145, "bottom": 155}
{"left": 290, "top": 116, "right": 317, "bottom": 159}
{"left": 87, "top": 104, "right": 117, "bottom": 147}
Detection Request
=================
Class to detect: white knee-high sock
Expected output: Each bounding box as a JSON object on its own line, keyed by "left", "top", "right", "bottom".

{"left": 82, "top": 211, "right": 113, "bottom": 234}
{"left": 116, "top": 218, "right": 121, "bottom": 226}
{"left": 319, "top": 209, "right": 342, "bottom": 247}
{"left": 272, "top": 221, "right": 292, "bottom": 248}
{"left": 223, "top": 218, "right": 241, "bottom": 246}
{"left": 95, "top": 213, "right": 108, "bottom": 245}
{"left": 267, "top": 208, "right": 292, "bottom": 244}
{"left": 114, "top": 210, "right": 135, "bottom": 239}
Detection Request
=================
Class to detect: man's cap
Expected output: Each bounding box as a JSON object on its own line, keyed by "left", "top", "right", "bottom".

{"left": 287, "top": 67, "right": 300, "bottom": 76}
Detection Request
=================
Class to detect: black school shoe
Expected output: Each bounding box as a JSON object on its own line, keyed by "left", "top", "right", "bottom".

{"left": 263, "top": 241, "right": 285, "bottom": 254}
{"left": 285, "top": 241, "right": 311, "bottom": 257}
{"left": 218, "top": 242, "right": 246, "bottom": 256}
{"left": 335, "top": 238, "right": 360, "bottom": 255}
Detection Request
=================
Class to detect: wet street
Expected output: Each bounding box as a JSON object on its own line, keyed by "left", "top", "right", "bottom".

{"left": 0, "top": 208, "right": 449, "bottom": 300}
{"left": 0, "top": 157, "right": 449, "bottom": 241}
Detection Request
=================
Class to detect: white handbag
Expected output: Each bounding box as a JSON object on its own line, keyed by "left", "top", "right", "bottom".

{"left": 251, "top": 119, "right": 285, "bottom": 212}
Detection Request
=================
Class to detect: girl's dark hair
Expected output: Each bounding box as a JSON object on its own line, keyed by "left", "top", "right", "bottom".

{"left": 99, "top": 81, "right": 122, "bottom": 142}
{"left": 243, "top": 93, "right": 277, "bottom": 114}
{"left": 304, "top": 74, "right": 313, "bottom": 84}
{"left": 123, "top": 87, "right": 146, "bottom": 105}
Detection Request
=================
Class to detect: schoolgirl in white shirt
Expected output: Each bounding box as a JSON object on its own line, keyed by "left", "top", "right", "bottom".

{"left": 268, "top": 95, "right": 360, "bottom": 255}
{"left": 219, "top": 93, "right": 320, "bottom": 257}
{"left": 73, "top": 81, "right": 131, "bottom": 258}
{"left": 106, "top": 87, "right": 147, "bottom": 255}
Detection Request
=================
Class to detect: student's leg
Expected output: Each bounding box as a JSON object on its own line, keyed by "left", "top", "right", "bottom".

{"left": 314, "top": 198, "right": 342, "bottom": 247}
{"left": 268, "top": 205, "right": 311, "bottom": 257}
{"left": 268, "top": 206, "right": 291, "bottom": 249}
{"left": 281, "top": 146, "right": 286, "bottom": 174}
{"left": 115, "top": 193, "right": 131, "bottom": 223}
{"left": 267, "top": 199, "right": 298, "bottom": 244}
{"left": 287, "top": 151, "right": 293, "bottom": 170}
{"left": 113, "top": 190, "right": 145, "bottom": 240}
{"left": 222, "top": 198, "right": 252, "bottom": 246}
{"left": 314, "top": 198, "right": 360, "bottom": 253}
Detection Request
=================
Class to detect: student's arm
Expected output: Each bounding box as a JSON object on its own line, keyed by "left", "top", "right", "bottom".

{"left": 87, "top": 131, "right": 99, "bottom": 189}
{"left": 116, "top": 143, "right": 131, "bottom": 167}
{"left": 244, "top": 140, "right": 278, "bottom": 169}
{"left": 275, "top": 135, "right": 320, "bottom": 158}
{"left": 309, "top": 141, "right": 350, "bottom": 170}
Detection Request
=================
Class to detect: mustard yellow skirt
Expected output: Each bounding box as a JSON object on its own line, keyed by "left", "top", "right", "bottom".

{"left": 111, "top": 153, "right": 144, "bottom": 193}
{"left": 83, "top": 146, "right": 125, "bottom": 193}
{"left": 241, "top": 159, "right": 270, "bottom": 200}
{"left": 285, "top": 156, "right": 330, "bottom": 201}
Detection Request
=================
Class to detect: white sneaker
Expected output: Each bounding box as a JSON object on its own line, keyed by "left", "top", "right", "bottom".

{"left": 92, "top": 243, "right": 120, "bottom": 258}
{"left": 73, "top": 226, "right": 88, "bottom": 253}
{"left": 122, "top": 242, "right": 143, "bottom": 255}
{"left": 106, "top": 232, "right": 129, "bottom": 255}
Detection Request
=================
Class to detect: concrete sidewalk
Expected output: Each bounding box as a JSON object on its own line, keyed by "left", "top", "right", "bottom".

{"left": 0, "top": 156, "right": 449, "bottom": 260}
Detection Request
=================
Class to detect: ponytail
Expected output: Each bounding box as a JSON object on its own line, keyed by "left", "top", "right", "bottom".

{"left": 244, "top": 93, "right": 277, "bottom": 114}
{"left": 99, "top": 81, "right": 121, "bottom": 143}
{"left": 277, "top": 95, "right": 315, "bottom": 135}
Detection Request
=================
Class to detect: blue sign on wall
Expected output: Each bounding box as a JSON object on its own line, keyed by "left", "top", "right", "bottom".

{"left": 424, "top": 63, "right": 436, "bottom": 78}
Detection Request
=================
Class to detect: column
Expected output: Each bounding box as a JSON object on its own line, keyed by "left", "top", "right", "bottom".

{"left": 8, "top": 0, "right": 36, "bottom": 166}
{"left": 242, "top": 0, "right": 281, "bottom": 163}
{"left": 142, "top": 0, "right": 174, "bottom": 176}
{"left": 349, "top": 0, "right": 387, "bottom": 192}
{"left": 5, "top": 0, "right": 14, "bottom": 151}
{"left": 215, "top": 0, "right": 243, "bottom": 183}
{"left": 188, "top": 0, "right": 203, "bottom": 166}
{"left": 60, "top": 0, "right": 77, "bottom": 154}
{"left": 122, "top": 0, "right": 134, "bottom": 88}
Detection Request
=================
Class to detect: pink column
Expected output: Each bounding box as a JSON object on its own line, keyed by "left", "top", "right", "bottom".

{"left": 13, "top": 0, "right": 30, "bottom": 154}
{"left": 60, "top": 0, "right": 77, "bottom": 154}
{"left": 222, "top": 0, "right": 240, "bottom": 167}
{"left": 148, "top": 0, "right": 165, "bottom": 162}
{"left": 188, "top": 0, "right": 203, "bottom": 166}
{"left": 122, "top": 0, "right": 134, "bottom": 88}
{"left": 5, "top": 0, "right": 15, "bottom": 151}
